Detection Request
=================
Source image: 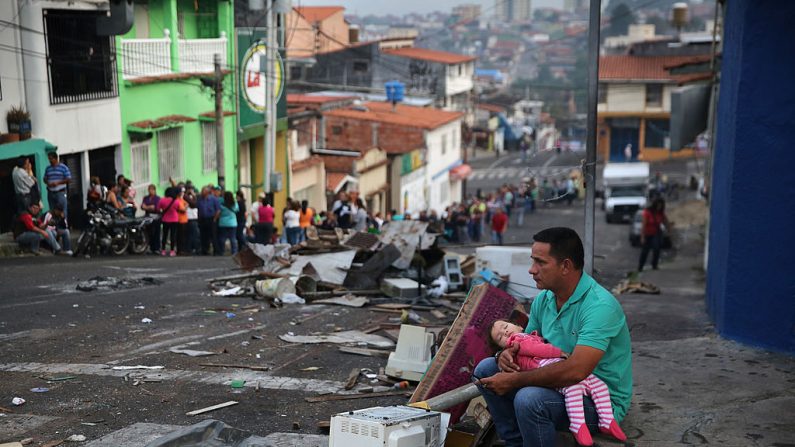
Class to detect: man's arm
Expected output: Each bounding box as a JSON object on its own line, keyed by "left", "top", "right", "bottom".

{"left": 480, "top": 345, "right": 604, "bottom": 395}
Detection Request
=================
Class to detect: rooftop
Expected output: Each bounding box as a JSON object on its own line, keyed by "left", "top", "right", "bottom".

{"left": 294, "top": 6, "right": 344, "bottom": 23}
{"left": 324, "top": 102, "right": 464, "bottom": 130}
{"left": 599, "top": 55, "right": 713, "bottom": 83}
{"left": 382, "top": 47, "right": 476, "bottom": 65}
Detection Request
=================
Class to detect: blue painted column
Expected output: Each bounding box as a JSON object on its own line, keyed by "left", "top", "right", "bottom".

{"left": 707, "top": 0, "right": 795, "bottom": 353}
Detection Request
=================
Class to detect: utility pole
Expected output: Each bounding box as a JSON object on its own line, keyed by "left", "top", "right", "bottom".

{"left": 214, "top": 53, "right": 226, "bottom": 190}
{"left": 583, "top": 0, "right": 602, "bottom": 275}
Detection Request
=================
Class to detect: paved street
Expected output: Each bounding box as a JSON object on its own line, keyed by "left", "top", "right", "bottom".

{"left": 4, "top": 157, "right": 792, "bottom": 446}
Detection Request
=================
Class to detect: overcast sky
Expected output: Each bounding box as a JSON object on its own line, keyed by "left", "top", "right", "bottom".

{"left": 293, "top": 0, "right": 563, "bottom": 17}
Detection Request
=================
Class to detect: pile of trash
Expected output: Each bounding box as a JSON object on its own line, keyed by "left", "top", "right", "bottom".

{"left": 207, "top": 221, "right": 475, "bottom": 307}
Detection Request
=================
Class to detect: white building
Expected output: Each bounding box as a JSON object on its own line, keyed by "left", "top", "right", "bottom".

{"left": 1, "top": 0, "right": 122, "bottom": 216}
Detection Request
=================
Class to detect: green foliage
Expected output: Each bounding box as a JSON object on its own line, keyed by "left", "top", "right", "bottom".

{"left": 604, "top": 3, "right": 636, "bottom": 39}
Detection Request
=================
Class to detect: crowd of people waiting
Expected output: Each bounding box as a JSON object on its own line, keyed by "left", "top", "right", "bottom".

{"left": 10, "top": 150, "right": 582, "bottom": 256}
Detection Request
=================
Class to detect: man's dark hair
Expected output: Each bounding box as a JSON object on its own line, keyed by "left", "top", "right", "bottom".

{"left": 533, "top": 227, "right": 584, "bottom": 270}
{"left": 47, "top": 152, "right": 58, "bottom": 160}
{"left": 16, "top": 156, "right": 27, "bottom": 167}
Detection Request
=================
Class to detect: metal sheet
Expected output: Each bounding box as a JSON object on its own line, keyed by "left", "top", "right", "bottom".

{"left": 281, "top": 250, "right": 357, "bottom": 285}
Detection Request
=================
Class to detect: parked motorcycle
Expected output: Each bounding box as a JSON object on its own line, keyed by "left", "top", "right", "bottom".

{"left": 74, "top": 206, "right": 153, "bottom": 257}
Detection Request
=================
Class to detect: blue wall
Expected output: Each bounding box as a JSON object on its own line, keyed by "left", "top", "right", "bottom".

{"left": 707, "top": 0, "right": 795, "bottom": 354}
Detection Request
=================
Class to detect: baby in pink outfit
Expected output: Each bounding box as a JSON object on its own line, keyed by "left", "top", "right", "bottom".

{"left": 489, "top": 319, "right": 627, "bottom": 446}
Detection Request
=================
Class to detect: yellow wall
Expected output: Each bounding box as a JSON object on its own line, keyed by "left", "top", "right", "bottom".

{"left": 292, "top": 162, "right": 327, "bottom": 211}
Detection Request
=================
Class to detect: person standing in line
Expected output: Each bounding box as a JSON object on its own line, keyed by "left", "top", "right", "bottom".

{"left": 175, "top": 188, "right": 188, "bottom": 254}
{"left": 43, "top": 152, "right": 71, "bottom": 220}
{"left": 299, "top": 200, "right": 314, "bottom": 241}
{"left": 638, "top": 198, "right": 670, "bottom": 272}
{"left": 503, "top": 185, "right": 514, "bottom": 219}
{"left": 283, "top": 201, "right": 301, "bottom": 245}
{"left": 197, "top": 186, "right": 220, "bottom": 255}
{"left": 184, "top": 183, "right": 200, "bottom": 254}
{"left": 12, "top": 156, "right": 37, "bottom": 212}
{"left": 354, "top": 198, "right": 368, "bottom": 232}
{"left": 255, "top": 197, "right": 275, "bottom": 244}
{"left": 158, "top": 187, "right": 180, "bottom": 257}
{"left": 235, "top": 190, "right": 248, "bottom": 250}
{"left": 141, "top": 184, "right": 161, "bottom": 254}
{"left": 491, "top": 207, "right": 508, "bottom": 245}
{"left": 216, "top": 191, "right": 239, "bottom": 255}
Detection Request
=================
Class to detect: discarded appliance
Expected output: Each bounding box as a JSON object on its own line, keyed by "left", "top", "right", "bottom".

{"left": 475, "top": 246, "right": 540, "bottom": 300}
{"left": 386, "top": 324, "right": 434, "bottom": 381}
{"left": 381, "top": 278, "right": 426, "bottom": 299}
{"left": 443, "top": 255, "right": 464, "bottom": 289}
{"left": 329, "top": 405, "right": 443, "bottom": 447}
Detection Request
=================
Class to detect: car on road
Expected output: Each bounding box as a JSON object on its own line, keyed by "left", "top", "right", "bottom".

{"left": 629, "top": 210, "right": 672, "bottom": 248}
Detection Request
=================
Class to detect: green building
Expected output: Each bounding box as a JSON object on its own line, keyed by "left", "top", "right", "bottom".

{"left": 116, "top": 0, "right": 237, "bottom": 195}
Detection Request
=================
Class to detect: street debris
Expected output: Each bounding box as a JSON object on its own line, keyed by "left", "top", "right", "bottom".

{"left": 185, "top": 401, "right": 238, "bottom": 416}
{"left": 11, "top": 397, "right": 24, "bottom": 406}
{"left": 141, "top": 318, "right": 153, "bottom": 324}
{"left": 300, "top": 366, "right": 322, "bottom": 371}
{"left": 142, "top": 419, "right": 270, "bottom": 446}
{"left": 65, "top": 435, "right": 86, "bottom": 442}
{"left": 230, "top": 379, "right": 246, "bottom": 388}
{"left": 278, "top": 293, "right": 305, "bottom": 304}
{"left": 338, "top": 346, "right": 390, "bottom": 358}
{"left": 169, "top": 345, "right": 216, "bottom": 357}
{"left": 76, "top": 276, "right": 162, "bottom": 292}
{"left": 612, "top": 279, "right": 661, "bottom": 295}
{"left": 199, "top": 363, "right": 270, "bottom": 372}
{"left": 314, "top": 294, "right": 369, "bottom": 307}
{"left": 279, "top": 330, "right": 395, "bottom": 348}
{"left": 111, "top": 365, "right": 164, "bottom": 371}
{"left": 304, "top": 390, "right": 411, "bottom": 403}
{"left": 29, "top": 387, "right": 49, "bottom": 393}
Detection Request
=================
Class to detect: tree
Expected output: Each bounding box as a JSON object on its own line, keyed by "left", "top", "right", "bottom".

{"left": 604, "top": 3, "right": 636, "bottom": 38}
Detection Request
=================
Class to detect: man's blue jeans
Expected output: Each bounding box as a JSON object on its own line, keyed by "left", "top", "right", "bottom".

{"left": 47, "top": 190, "right": 68, "bottom": 220}
{"left": 474, "top": 357, "right": 600, "bottom": 447}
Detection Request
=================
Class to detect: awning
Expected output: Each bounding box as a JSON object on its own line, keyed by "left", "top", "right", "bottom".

{"left": 449, "top": 163, "right": 472, "bottom": 181}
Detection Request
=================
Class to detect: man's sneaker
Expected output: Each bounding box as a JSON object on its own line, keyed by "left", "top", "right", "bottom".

{"left": 169, "top": 250, "right": 176, "bottom": 257}
{"left": 62, "top": 250, "right": 74, "bottom": 256}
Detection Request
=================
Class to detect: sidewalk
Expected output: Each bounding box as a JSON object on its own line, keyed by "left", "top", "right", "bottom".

{"left": 614, "top": 225, "right": 795, "bottom": 445}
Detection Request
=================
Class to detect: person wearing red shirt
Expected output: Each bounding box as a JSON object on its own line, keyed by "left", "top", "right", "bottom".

{"left": 491, "top": 207, "right": 509, "bottom": 245}
{"left": 638, "top": 197, "right": 670, "bottom": 271}
{"left": 13, "top": 203, "right": 61, "bottom": 254}
{"left": 254, "top": 197, "right": 275, "bottom": 244}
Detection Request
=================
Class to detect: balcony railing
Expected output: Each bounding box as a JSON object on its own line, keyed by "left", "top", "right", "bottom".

{"left": 121, "top": 29, "right": 227, "bottom": 80}
{"left": 179, "top": 32, "right": 227, "bottom": 74}
{"left": 122, "top": 31, "right": 171, "bottom": 80}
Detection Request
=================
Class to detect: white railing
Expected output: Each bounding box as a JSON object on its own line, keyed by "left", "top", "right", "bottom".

{"left": 178, "top": 32, "right": 227, "bottom": 74}
{"left": 121, "top": 30, "right": 172, "bottom": 80}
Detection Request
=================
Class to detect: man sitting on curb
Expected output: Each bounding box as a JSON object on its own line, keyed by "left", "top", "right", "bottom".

{"left": 41, "top": 204, "right": 73, "bottom": 256}
{"left": 474, "top": 227, "right": 632, "bottom": 446}
{"left": 13, "top": 203, "right": 61, "bottom": 255}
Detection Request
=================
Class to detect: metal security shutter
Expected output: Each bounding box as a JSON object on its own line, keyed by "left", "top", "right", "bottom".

{"left": 202, "top": 122, "right": 217, "bottom": 173}
{"left": 157, "top": 128, "right": 183, "bottom": 184}
{"left": 130, "top": 140, "right": 151, "bottom": 196}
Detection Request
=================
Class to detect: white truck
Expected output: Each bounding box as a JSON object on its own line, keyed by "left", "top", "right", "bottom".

{"left": 603, "top": 162, "right": 650, "bottom": 223}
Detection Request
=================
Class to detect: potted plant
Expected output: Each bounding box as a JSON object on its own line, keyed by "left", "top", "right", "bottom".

{"left": 6, "top": 105, "right": 31, "bottom": 140}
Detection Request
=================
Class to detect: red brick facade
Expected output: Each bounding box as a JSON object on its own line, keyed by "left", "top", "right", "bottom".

{"left": 324, "top": 115, "right": 425, "bottom": 154}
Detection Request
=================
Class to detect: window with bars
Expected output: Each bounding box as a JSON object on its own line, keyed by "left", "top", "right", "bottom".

{"left": 43, "top": 9, "right": 118, "bottom": 105}
{"left": 130, "top": 140, "right": 151, "bottom": 191}
{"left": 202, "top": 122, "right": 217, "bottom": 172}
{"left": 157, "top": 128, "right": 183, "bottom": 184}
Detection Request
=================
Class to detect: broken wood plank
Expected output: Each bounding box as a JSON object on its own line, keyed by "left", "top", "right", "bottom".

{"left": 317, "top": 420, "right": 331, "bottom": 430}
{"left": 186, "top": 400, "right": 238, "bottom": 416}
{"left": 339, "top": 346, "right": 391, "bottom": 358}
{"left": 0, "top": 405, "right": 14, "bottom": 413}
{"left": 431, "top": 309, "right": 447, "bottom": 319}
{"left": 199, "top": 363, "right": 270, "bottom": 372}
{"left": 369, "top": 307, "right": 403, "bottom": 314}
{"left": 305, "top": 390, "right": 410, "bottom": 403}
{"left": 344, "top": 368, "right": 360, "bottom": 390}
{"left": 375, "top": 303, "right": 412, "bottom": 310}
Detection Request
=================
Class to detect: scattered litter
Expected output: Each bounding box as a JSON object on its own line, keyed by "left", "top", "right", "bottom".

{"left": 230, "top": 379, "right": 246, "bottom": 388}
{"left": 225, "top": 312, "right": 236, "bottom": 318}
{"left": 169, "top": 347, "right": 216, "bottom": 357}
{"left": 72, "top": 304, "right": 79, "bottom": 308}
{"left": 427, "top": 275, "right": 449, "bottom": 298}
{"left": 612, "top": 279, "right": 661, "bottom": 295}
{"left": 141, "top": 318, "right": 153, "bottom": 324}
{"left": 66, "top": 435, "right": 86, "bottom": 442}
{"left": 185, "top": 400, "right": 238, "bottom": 416}
{"left": 301, "top": 367, "right": 322, "bottom": 372}
{"left": 241, "top": 341, "right": 250, "bottom": 347}
{"left": 213, "top": 287, "right": 242, "bottom": 297}
{"left": 199, "top": 363, "right": 270, "bottom": 372}
{"left": 30, "top": 387, "right": 49, "bottom": 393}
{"left": 255, "top": 278, "right": 296, "bottom": 299}
{"left": 400, "top": 310, "right": 425, "bottom": 324}
{"left": 279, "top": 330, "right": 394, "bottom": 348}
{"left": 134, "top": 306, "right": 145, "bottom": 309}
{"left": 11, "top": 397, "right": 25, "bottom": 406}
{"left": 278, "top": 293, "right": 305, "bottom": 305}
{"left": 338, "top": 346, "right": 390, "bottom": 358}
{"left": 39, "top": 376, "right": 75, "bottom": 382}
{"left": 76, "top": 276, "right": 162, "bottom": 292}
{"left": 393, "top": 381, "right": 410, "bottom": 389}
{"left": 111, "top": 365, "right": 164, "bottom": 371}
{"left": 304, "top": 390, "right": 411, "bottom": 403}
{"left": 344, "top": 368, "right": 360, "bottom": 390}
{"left": 314, "top": 295, "right": 369, "bottom": 308}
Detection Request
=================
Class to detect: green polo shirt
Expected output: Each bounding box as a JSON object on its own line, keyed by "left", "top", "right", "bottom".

{"left": 526, "top": 272, "right": 632, "bottom": 421}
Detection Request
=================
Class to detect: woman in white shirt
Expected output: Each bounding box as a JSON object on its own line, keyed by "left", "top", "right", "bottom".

{"left": 284, "top": 201, "right": 301, "bottom": 245}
